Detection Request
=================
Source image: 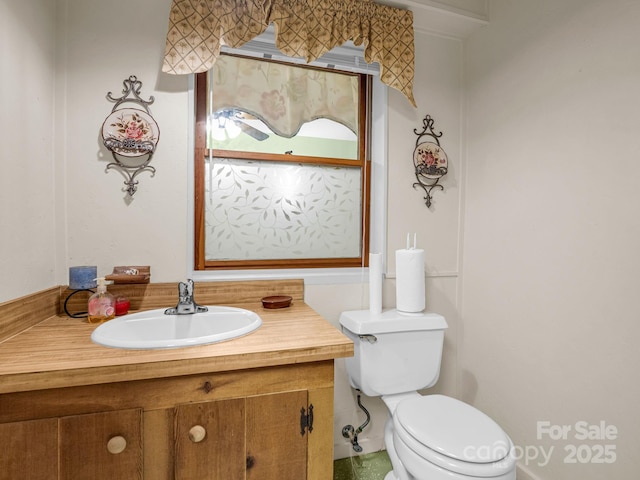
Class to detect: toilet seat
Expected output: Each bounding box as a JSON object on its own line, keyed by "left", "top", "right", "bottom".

{"left": 393, "top": 395, "right": 515, "bottom": 477}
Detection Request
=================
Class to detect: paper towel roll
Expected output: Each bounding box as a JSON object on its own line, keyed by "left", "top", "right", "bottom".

{"left": 369, "top": 253, "right": 382, "bottom": 314}
{"left": 395, "top": 248, "right": 425, "bottom": 313}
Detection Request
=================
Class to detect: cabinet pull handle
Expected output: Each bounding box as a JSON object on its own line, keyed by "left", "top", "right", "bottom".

{"left": 189, "top": 425, "right": 207, "bottom": 443}
{"left": 107, "top": 435, "right": 127, "bottom": 454}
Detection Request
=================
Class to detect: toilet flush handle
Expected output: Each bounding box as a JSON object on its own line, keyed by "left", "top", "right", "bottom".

{"left": 359, "top": 334, "right": 377, "bottom": 344}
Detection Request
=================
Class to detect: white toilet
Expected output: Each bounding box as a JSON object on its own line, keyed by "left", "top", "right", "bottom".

{"left": 339, "top": 309, "right": 517, "bottom": 480}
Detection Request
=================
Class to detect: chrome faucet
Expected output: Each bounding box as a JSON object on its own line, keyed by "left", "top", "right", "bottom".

{"left": 164, "top": 279, "right": 208, "bottom": 315}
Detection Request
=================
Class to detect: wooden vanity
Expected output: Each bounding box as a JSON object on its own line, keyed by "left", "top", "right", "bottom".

{"left": 0, "top": 280, "right": 353, "bottom": 480}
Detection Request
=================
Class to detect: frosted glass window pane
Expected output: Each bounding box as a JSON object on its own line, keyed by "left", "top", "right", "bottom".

{"left": 205, "top": 158, "right": 362, "bottom": 261}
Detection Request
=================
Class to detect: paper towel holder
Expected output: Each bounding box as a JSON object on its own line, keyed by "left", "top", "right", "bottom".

{"left": 412, "top": 114, "right": 448, "bottom": 208}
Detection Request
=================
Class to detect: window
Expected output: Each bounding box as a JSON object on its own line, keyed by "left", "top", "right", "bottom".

{"left": 194, "top": 54, "right": 372, "bottom": 271}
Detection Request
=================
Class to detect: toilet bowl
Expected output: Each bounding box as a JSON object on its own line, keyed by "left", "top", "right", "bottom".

{"left": 389, "top": 394, "right": 515, "bottom": 480}
{"left": 339, "top": 309, "right": 517, "bottom": 480}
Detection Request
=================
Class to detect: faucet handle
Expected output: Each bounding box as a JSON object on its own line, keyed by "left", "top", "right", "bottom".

{"left": 165, "top": 279, "right": 208, "bottom": 315}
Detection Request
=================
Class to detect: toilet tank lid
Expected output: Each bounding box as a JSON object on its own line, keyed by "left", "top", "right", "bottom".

{"left": 339, "top": 309, "right": 447, "bottom": 335}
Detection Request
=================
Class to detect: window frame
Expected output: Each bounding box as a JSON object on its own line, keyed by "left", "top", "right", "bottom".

{"left": 193, "top": 56, "right": 373, "bottom": 271}
{"left": 187, "top": 71, "right": 387, "bottom": 287}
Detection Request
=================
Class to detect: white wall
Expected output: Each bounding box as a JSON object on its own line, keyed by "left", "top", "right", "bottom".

{"left": 58, "top": 0, "right": 190, "bottom": 284}
{"left": 0, "top": 0, "right": 57, "bottom": 301}
{"left": 463, "top": 1, "right": 640, "bottom": 478}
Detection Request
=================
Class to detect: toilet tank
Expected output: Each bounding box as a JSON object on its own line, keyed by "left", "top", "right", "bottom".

{"left": 339, "top": 309, "right": 447, "bottom": 397}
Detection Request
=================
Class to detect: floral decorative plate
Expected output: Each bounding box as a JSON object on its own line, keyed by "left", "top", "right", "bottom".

{"left": 102, "top": 108, "right": 160, "bottom": 157}
{"left": 413, "top": 141, "right": 448, "bottom": 179}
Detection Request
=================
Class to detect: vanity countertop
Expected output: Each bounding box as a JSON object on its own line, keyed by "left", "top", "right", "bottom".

{"left": 0, "top": 298, "right": 353, "bottom": 395}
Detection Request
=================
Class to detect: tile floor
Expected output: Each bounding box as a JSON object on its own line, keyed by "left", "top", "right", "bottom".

{"left": 333, "top": 451, "right": 392, "bottom": 480}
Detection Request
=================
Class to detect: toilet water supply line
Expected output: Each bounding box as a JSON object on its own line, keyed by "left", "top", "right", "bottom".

{"left": 342, "top": 391, "right": 371, "bottom": 452}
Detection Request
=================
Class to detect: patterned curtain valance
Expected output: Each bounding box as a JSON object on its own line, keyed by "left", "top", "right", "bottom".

{"left": 162, "top": 0, "right": 416, "bottom": 107}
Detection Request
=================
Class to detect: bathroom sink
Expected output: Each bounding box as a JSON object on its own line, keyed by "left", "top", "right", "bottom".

{"left": 91, "top": 306, "right": 263, "bottom": 349}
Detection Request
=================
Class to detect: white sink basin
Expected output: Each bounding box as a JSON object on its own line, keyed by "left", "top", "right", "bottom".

{"left": 91, "top": 306, "right": 262, "bottom": 349}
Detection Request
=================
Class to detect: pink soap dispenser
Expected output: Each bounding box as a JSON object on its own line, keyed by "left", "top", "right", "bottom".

{"left": 87, "top": 277, "right": 116, "bottom": 324}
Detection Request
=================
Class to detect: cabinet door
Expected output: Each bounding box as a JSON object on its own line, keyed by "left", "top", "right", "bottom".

{"left": 175, "top": 398, "right": 246, "bottom": 480}
{"left": 0, "top": 418, "right": 58, "bottom": 480}
{"left": 59, "top": 409, "right": 142, "bottom": 480}
{"left": 246, "top": 391, "right": 308, "bottom": 480}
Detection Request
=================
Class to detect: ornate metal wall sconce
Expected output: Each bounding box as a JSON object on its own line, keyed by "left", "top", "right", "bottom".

{"left": 101, "top": 76, "right": 160, "bottom": 196}
{"left": 412, "top": 114, "right": 448, "bottom": 208}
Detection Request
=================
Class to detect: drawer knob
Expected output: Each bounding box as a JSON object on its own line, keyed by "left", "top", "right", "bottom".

{"left": 189, "top": 425, "right": 207, "bottom": 443}
{"left": 107, "top": 435, "right": 127, "bottom": 454}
